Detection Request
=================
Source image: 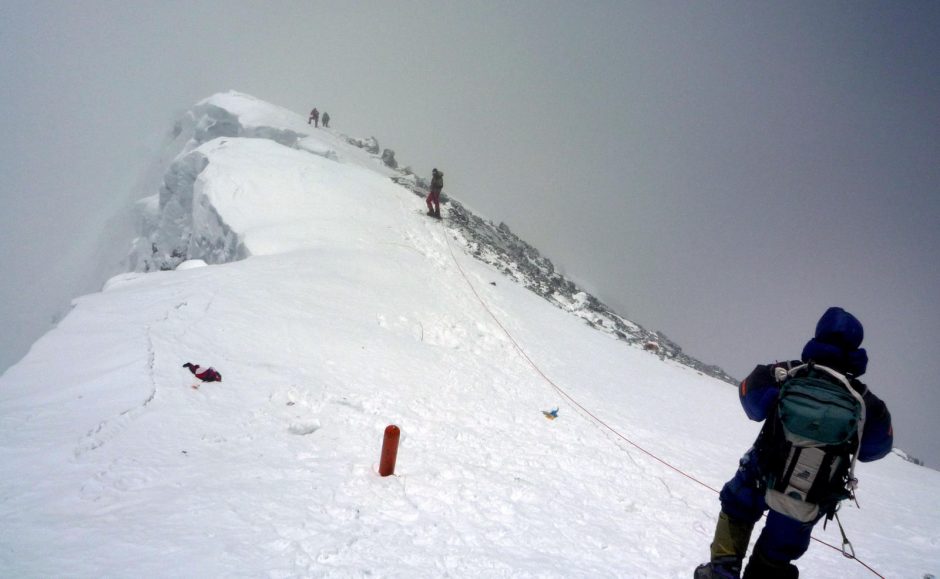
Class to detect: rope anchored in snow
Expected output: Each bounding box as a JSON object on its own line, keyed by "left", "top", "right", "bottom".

{"left": 437, "top": 219, "right": 885, "bottom": 579}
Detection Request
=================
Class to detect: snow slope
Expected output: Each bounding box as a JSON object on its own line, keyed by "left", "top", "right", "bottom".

{"left": 0, "top": 92, "right": 936, "bottom": 578}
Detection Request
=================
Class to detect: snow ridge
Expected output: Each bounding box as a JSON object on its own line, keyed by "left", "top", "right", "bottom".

{"left": 130, "top": 91, "right": 734, "bottom": 381}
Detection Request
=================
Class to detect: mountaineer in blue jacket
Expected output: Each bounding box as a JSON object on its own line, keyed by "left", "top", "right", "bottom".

{"left": 695, "top": 307, "right": 893, "bottom": 579}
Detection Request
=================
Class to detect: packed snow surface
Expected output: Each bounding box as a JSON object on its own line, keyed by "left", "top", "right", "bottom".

{"left": 1, "top": 92, "right": 936, "bottom": 578}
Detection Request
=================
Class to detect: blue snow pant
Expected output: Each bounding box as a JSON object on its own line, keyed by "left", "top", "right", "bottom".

{"left": 719, "top": 446, "right": 824, "bottom": 564}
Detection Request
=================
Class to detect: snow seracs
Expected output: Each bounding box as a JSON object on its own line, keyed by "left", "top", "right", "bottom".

{"left": 182, "top": 91, "right": 313, "bottom": 152}
{"left": 128, "top": 92, "right": 369, "bottom": 272}
{"left": 128, "top": 142, "right": 243, "bottom": 273}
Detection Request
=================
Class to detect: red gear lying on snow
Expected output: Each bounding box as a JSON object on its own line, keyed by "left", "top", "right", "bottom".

{"left": 183, "top": 363, "right": 222, "bottom": 382}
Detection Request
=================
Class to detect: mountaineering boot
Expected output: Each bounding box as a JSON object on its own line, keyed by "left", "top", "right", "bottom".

{"left": 695, "top": 510, "right": 753, "bottom": 578}
{"left": 742, "top": 549, "right": 798, "bottom": 579}
{"left": 693, "top": 556, "right": 741, "bottom": 579}
{"left": 427, "top": 209, "right": 435, "bottom": 217}
{"left": 434, "top": 209, "right": 441, "bottom": 219}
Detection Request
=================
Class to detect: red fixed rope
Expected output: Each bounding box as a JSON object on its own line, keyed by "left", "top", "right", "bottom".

{"left": 439, "top": 224, "right": 884, "bottom": 578}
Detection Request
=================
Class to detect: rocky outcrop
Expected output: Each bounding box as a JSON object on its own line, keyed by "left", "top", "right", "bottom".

{"left": 441, "top": 199, "right": 737, "bottom": 384}
{"left": 381, "top": 148, "right": 398, "bottom": 169}
{"left": 345, "top": 135, "right": 380, "bottom": 154}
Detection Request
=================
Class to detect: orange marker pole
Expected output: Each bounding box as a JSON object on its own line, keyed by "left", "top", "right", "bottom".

{"left": 378, "top": 425, "right": 400, "bottom": 477}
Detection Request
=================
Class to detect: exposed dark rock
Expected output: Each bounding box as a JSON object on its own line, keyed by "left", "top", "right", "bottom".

{"left": 438, "top": 197, "right": 738, "bottom": 385}
{"left": 381, "top": 148, "right": 398, "bottom": 169}
{"left": 345, "top": 135, "right": 380, "bottom": 154}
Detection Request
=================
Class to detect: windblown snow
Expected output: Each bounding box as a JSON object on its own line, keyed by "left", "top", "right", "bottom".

{"left": 0, "top": 92, "right": 936, "bottom": 578}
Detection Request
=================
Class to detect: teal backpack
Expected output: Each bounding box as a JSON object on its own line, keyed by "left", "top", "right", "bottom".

{"left": 765, "top": 363, "right": 867, "bottom": 522}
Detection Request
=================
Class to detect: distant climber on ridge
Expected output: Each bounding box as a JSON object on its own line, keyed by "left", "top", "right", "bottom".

{"left": 308, "top": 107, "right": 319, "bottom": 127}
{"left": 322, "top": 111, "right": 330, "bottom": 128}
{"left": 694, "top": 307, "right": 893, "bottom": 579}
{"left": 426, "top": 168, "right": 443, "bottom": 219}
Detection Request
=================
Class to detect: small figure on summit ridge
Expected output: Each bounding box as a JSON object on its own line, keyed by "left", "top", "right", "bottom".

{"left": 426, "top": 168, "right": 443, "bottom": 219}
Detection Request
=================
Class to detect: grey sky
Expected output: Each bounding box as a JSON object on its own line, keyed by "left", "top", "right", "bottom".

{"left": 1, "top": 1, "right": 938, "bottom": 465}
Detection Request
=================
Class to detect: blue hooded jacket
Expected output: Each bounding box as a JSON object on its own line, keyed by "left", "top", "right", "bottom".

{"left": 739, "top": 307, "right": 893, "bottom": 461}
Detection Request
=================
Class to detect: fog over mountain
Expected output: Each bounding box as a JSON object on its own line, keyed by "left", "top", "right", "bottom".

{"left": 1, "top": 2, "right": 937, "bottom": 469}
{"left": 0, "top": 93, "right": 935, "bottom": 577}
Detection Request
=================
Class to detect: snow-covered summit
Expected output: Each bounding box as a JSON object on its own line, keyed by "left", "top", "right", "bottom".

{"left": 0, "top": 92, "right": 936, "bottom": 577}
{"left": 128, "top": 91, "right": 400, "bottom": 273}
